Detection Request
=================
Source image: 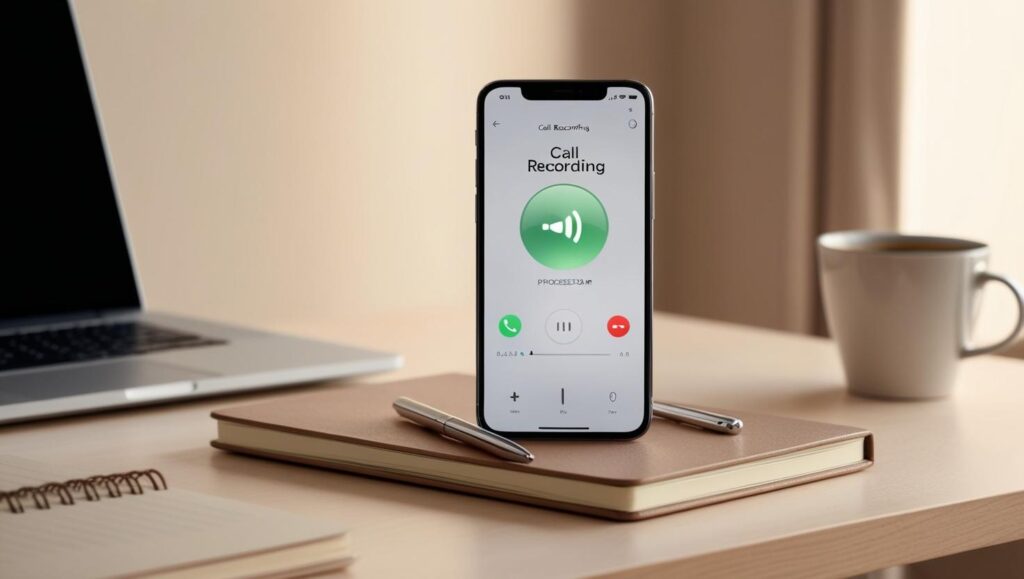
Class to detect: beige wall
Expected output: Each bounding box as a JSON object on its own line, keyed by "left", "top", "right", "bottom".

{"left": 614, "top": 1, "right": 823, "bottom": 334}
{"left": 900, "top": 0, "right": 1024, "bottom": 355}
{"left": 76, "top": 0, "right": 829, "bottom": 336}
{"left": 75, "top": 0, "right": 581, "bottom": 331}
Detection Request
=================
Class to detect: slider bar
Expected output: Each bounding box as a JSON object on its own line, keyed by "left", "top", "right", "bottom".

{"left": 529, "top": 353, "right": 610, "bottom": 356}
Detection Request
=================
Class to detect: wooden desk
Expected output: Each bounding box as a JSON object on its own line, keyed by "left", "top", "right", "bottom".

{"left": 3, "top": 309, "right": 1022, "bottom": 577}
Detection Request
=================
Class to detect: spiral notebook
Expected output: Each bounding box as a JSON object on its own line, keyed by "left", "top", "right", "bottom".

{"left": 0, "top": 456, "right": 352, "bottom": 579}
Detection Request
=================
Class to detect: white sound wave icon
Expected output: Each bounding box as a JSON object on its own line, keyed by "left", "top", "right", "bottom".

{"left": 542, "top": 210, "right": 583, "bottom": 244}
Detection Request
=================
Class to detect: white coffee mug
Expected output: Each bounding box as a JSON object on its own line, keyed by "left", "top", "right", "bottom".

{"left": 818, "top": 231, "right": 1024, "bottom": 399}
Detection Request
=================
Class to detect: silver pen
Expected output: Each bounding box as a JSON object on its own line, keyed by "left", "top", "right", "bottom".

{"left": 393, "top": 397, "right": 534, "bottom": 463}
{"left": 653, "top": 401, "right": 743, "bottom": 434}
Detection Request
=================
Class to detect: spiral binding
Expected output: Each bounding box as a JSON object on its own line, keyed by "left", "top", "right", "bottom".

{"left": 0, "top": 469, "right": 167, "bottom": 514}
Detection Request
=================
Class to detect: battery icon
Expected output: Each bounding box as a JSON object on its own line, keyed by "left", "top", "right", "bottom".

{"left": 628, "top": 95, "right": 638, "bottom": 99}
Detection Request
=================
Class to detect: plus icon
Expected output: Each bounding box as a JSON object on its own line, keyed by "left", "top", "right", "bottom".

{"left": 510, "top": 392, "right": 520, "bottom": 402}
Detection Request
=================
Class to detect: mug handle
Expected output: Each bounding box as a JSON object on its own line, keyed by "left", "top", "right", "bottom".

{"left": 961, "top": 272, "right": 1024, "bottom": 358}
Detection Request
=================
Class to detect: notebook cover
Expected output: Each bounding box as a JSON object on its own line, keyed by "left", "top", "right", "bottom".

{"left": 0, "top": 456, "right": 353, "bottom": 578}
{"left": 211, "top": 373, "right": 873, "bottom": 520}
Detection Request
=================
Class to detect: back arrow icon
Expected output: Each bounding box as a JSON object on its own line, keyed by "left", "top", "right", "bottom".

{"left": 492, "top": 121, "right": 501, "bottom": 127}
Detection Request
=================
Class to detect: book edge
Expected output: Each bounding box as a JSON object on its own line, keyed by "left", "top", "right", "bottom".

{"left": 210, "top": 438, "right": 872, "bottom": 522}
{"left": 209, "top": 411, "right": 873, "bottom": 486}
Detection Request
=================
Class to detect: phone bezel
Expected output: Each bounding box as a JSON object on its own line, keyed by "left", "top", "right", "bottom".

{"left": 475, "top": 79, "right": 654, "bottom": 440}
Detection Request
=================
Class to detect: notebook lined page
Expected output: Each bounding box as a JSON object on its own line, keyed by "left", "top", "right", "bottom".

{"left": 0, "top": 456, "right": 349, "bottom": 579}
{"left": 0, "top": 454, "right": 81, "bottom": 488}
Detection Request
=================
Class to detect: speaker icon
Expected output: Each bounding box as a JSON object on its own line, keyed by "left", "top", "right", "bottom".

{"left": 541, "top": 210, "right": 583, "bottom": 244}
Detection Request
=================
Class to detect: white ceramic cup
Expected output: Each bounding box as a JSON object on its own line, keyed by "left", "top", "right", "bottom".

{"left": 818, "top": 231, "right": 1024, "bottom": 399}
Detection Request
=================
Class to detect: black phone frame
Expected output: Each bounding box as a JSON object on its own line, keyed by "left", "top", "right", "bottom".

{"left": 475, "top": 80, "right": 654, "bottom": 440}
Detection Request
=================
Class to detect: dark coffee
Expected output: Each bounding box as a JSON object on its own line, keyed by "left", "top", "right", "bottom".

{"left": 861, "top": 241, "right": 973, "bottom": 253}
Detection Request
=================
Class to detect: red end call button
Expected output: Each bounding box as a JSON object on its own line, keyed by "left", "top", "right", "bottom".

{"left": 607, "top": 315, "right": 630, "bottom": 338}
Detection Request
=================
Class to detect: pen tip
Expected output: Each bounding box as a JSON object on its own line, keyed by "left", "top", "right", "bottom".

{"left": 509, "top": 450, "right": 534, "bottom": 463}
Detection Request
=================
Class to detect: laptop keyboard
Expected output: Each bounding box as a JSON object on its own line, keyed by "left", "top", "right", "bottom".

{"left": 0, "top": 322, "right": 225, "bottom": 372}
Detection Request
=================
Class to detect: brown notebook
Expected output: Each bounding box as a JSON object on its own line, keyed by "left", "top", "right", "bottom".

{"left": 0, "top": 456, "right": 352, "bottom": 578}
{"left": 211, "top": 374, "right": 873, "bottom": 521}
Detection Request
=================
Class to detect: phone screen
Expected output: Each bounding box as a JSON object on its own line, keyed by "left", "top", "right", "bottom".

{"left": 478, "top": 82, "right": 651, "bottom": 436}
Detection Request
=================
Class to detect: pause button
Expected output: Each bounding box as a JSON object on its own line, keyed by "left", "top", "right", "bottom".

{"left": 546, "top": 309, "right": 582, "bottom": 344}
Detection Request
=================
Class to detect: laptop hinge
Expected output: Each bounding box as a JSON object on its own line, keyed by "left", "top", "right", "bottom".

{"left": 0, "top": 308, "right": 142, "bottom": 335}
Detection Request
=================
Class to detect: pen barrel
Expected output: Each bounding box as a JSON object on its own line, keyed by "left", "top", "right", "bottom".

{"left": 393, "top": 397, "right": 533, "bottom": 463}
{"left": 393, "top": 397, "right": 448, "bottom": 431}
{"left": 442, "top": 418, "right": 533, "bottom": 463}
{"left": 652, "top": 403, "right": 743, "bottom": 434}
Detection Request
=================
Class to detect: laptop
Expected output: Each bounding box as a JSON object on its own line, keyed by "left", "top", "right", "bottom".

{"left": 0, "top": 2, "right": 401, "bottom": 424}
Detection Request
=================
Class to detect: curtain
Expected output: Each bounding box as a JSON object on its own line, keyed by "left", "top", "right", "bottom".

{"left": 573, "top": 0, "right": 905, "bottom": 336}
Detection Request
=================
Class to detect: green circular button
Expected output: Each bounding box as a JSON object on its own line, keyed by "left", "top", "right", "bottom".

{"left": 520, "top": 184, "right": 608, "bottom": 269}
{"left": 498, "top": 314, "right": 521, "bottom": 337}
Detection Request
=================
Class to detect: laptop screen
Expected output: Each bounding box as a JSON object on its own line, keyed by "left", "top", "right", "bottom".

{"left": 2, "top": 2, "right": 140, "bottom": 323}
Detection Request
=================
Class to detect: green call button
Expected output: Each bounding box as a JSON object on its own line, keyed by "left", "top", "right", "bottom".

{"left": 498, "top": 314, "right": 522, "bottom": 337}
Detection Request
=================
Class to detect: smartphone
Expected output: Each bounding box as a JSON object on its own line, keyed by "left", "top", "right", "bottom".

{"left": 476, "top": 80, "right": 653, "bottom": 439}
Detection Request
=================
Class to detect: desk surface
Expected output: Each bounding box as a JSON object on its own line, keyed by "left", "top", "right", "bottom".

{"left": 3, "top": 309, "right": 1022, "bottom": 578}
